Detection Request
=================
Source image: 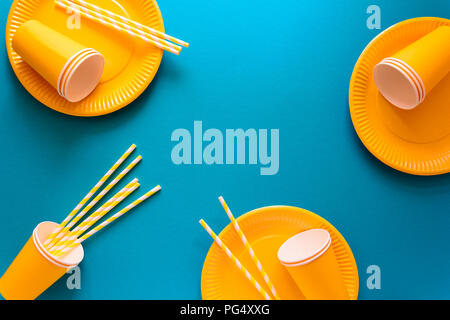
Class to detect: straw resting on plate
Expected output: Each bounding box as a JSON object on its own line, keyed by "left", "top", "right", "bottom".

{"left": 55, "top": 0, "right": 189, "bottom": 55}
{"left": 199, "top": 219, "right": 272, "bottom": 300}
{"left": 219, "top": 197, "right": 281, "bottom": 300}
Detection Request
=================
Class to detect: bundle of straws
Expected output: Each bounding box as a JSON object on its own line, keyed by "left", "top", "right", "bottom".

{"left": 200, "top": 198, "right": 282, "bottom": 300}
{"left": 44, "top": 144, "right": 161, "bottom": 257}
{"left": 55, "top": 0, "right": 189, "bottom": 55}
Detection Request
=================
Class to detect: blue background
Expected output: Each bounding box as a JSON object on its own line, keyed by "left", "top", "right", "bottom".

{"left": 0, "top": 0, "right": 449, "bottom": 300}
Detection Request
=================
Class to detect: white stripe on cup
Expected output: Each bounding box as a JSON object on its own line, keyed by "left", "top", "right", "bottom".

{"left": 60, "top": 50, "right": 101, "bottom": 99}
{"left": 57, "top": 48, "right": 94, "bottom": 97}
{"left": 384, "top": 57, "right": 426, "bottom": 102}
{"left": 379, "top": 59, "right": 421, "bottom": 106}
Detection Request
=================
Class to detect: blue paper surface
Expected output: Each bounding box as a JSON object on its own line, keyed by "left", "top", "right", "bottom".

{"left": 0, "top": 0, "right": 449, "bottom": 299}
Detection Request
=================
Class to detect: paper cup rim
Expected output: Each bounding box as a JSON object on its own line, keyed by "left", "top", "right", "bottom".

{"left": 278, "top": 229, "right": 331, "bottom": 266}
{"left": 382, "top": 58, "right": 426, "bottom": 102}
{"left": 60, "top": 49, "right": 99, "bottom": 99}
{"left": 33, "top": 221, "right": 83, "bottom": 269}
{"left": 376, "top": 60, "right": 420, "bottom": 103}
{"left": 280, "top": 238, "right": 331, "bottom": 267}
{"left": 63, "top": 52, "right": 104, "bottom": 103}
{"left": 373, "top": 60, "right": 422, "bottom": 110}
{"left": 57, "top": 48, "right": 96, "bottom": 97}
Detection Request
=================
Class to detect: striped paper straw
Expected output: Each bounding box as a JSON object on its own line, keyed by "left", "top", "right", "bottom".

{"left": 62, "top": 0, "right": 182, "bottom": 53}
{"left": 67, "top": 0, "right": 189, "bottom": 48}
{"left": 219, "top": 197, "right": 281, "bottom": 300}
{"left": 44, "top": 144, "right": 136, "bottom": 246}
{"left": 199, "top": 219, "right": 272, "bottom": 300}
{"left": 55, "top": 0, "right": 180, "bottom": 55}
{"left": 50, "top": 181, "right": 139, "bottom": 255}
{"left": 57, "top": 185, "right": 162, "bottom": 255}
{"left": 46, "top": 157, "right": 142, "bottom": 250}
{"left": 50, "top": 181, "right": 139, "bottom": 253}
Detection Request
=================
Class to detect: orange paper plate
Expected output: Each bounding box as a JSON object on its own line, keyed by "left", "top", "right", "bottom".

{"left": 201, "top": 206, "right": 359, "bottom": 300}
{"left": 6, "top": 0, "right": 164, "bottom": 117}
{"left": 349, "top": 17, "right": 450, "bottom": 175}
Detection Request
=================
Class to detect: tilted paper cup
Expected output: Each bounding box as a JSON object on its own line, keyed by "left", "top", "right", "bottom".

{"left": 277, "top": 229, "right": 348, "bottom": 300}
{"left": 12, "top": 20, "right": 104, "bottom": 103}
{"left": 374, "top": 26, "right": 450, "bottom": 109}
{"left": 0, "top": 221, "right": 84, "bottom": 300}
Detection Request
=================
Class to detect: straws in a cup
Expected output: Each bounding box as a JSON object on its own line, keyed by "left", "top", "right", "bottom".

{"left": 58, "top": 185, "right": 162, "bottom": 254}
{"left": 0, "top": 144, "right": 160, "bottom": 300}
{"left": 46, "top": 155, "right": 142, "bottom": 249}
{"left": 44, "top": 144, "right": 161, "bottom": 258}
{"left": 55, "top": 0, "right": 189, "bottom": 55}
{"left": 49, "top": 180, "right": 140, "bottom": 255}
{"left": 44, "top": 144, "right": 136, "bottom": 247}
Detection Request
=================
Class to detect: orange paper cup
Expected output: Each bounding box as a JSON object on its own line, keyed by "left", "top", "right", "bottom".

{"left": 12, "top": 20, "right": 104, "bottom": 103}
{"left": 0, "top": 221, "right": 84, "bottom": 300}
{"left": 374, "top": 26, "right": 450, "bottom": 109}
{"left": 277, "top": 229, "right": 348, "bottom": 300}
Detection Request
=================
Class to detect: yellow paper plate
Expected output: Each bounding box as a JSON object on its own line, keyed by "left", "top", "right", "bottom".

{"left": 6, "top": 0, "right": 164, "bottom": 117}
{"left": 201, "top": 206, "right": 359, "bottom": 300}
{"left": 349, "top": 17, "right": 450, "bottom": 175}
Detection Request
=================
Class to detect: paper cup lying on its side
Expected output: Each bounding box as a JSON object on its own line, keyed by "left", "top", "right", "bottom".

{"left": 0, "top": 221, "right": 84, "bottom": 300}
{"left": 278, "top": 229, "right": 348, "bottom": 300}
{"left": 374, "top": 26, "right": 450, "bottom": 110}
{"left": 12, "top": 20, "right": 105, "bottom": 103}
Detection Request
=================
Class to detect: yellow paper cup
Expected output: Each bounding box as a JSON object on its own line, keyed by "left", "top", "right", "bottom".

{"left": 0, "top": 221, "right": 84, "bottom": 300}
{"left": 374, "top": 26, "right": 450, "bottom": 109}
{"left": 277, "top": 229, "right": 348, "bottom": 300}
{"left": 12, "top": 20, "right": 104, "bottom": 103}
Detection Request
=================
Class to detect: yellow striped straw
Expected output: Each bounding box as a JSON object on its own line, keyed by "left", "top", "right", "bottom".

{"left": 50, "top": 181, "right": 139, "bottom": 254}
{"left": 62, "top": 0, "right": 182, "bottom": 53}
{"left": 199, "top": 219, "right": 272, "bottom": 300}
{"left": 45, "top": 156, "right": 142, "bottom": 250}
{"left": 67, "top": 0, "right": 189, "bottom": 48}
{"left": 50, "top": 181, "right": 139, "bottom": 255}
{"left": 55, "top": 1, "right": 180, "bottom": 55}
{"left": 219, "top": 197, "right": 281, "bottom": 300}
{"left": 44, "top": 144, "right": 136, "bottom": 246}
{"left": 56, "top": 185, "right": 162, "bottom": 256}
